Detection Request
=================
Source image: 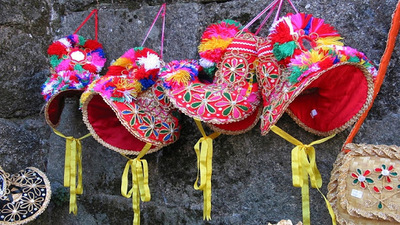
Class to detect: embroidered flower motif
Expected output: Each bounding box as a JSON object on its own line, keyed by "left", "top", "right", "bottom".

{"left": 121, "top": 104, "right": 145, "bottom": 126}
{"left": 22, "top": 177, "right": 46, "bottom": 196}
{"left": 20, "top": 192, "right": 45, "bottom": 212}
{"left": 12, "top": 169, "right": 40, "bottom": 184}
{"left": 223, "top": 58, "right": 246, "bottom": 83}
{"left": 375, "top": 165, "right": 397, "bottom": 183}
{"left": 139, "top": 116, "right": 162, "bottom": 138}
{"left": 159, "top": 122, "right": 179, "bottom": 142}
{"left": 1, "top": 202, "right": 28, "bottom": 222}
{"left": 215, "top": 92, "right": 248, "bottom": 119}
{"left": 351, "top": 169, "right": 374, "bottom": 188}
{"left": 191, "top": 91, "right": 222, "bottom": 116}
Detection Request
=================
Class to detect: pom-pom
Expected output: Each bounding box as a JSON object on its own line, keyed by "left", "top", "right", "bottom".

{"left": 160, "top": 60, "right": 201, "bottom": 89}
{"left": 47, "top": 42, "right": 68, "bottom": 58}
{"left": 83, "top": 39, "right": 103, "bottom": 50}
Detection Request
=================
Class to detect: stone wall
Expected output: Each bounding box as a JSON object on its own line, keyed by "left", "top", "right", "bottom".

{"left": 0, "top": 0, "right": 399, "bottom": 224}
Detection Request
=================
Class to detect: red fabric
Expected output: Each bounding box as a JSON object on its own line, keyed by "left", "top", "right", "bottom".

{"left": 47, "top": 90, "right": 81, "bottom": 127}
{"left": 288, "top": 65, "right": 369, "bottom": 133}
{"left": 86, "top": 95, "right": 146, "bottom": 152}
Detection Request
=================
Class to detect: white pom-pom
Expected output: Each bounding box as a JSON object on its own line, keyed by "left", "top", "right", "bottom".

{"left": 199, "top": 58, "right": 215, "bottom": 68}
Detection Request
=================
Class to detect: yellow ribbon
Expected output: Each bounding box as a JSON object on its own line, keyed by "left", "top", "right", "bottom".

{"left": 193, "top": 119, "right": 220, "bottom": 220}
{"left": 53, "top": 129, "right": 91, "bottom": 215}
{"left": 270, "top": 126, "right": 336, "bottom": 225}
{"left": 121, "top": 143, "right": 152, "bottom": 225}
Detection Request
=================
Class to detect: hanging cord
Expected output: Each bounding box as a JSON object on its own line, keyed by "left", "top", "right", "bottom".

{"left": 344, "top": 0, "right": 400, "bottom": 149}
{"left": 53, "top": 129, "right": 91, "bottom": 215}
{"left": 141, "top": 3, "right": 167, "bottom": 59}
{"left": 120, "top": 143, "right": 152, "bottom": 225}
{"left": 270, "top": 126, "right": 336, "bottom": 225}
{"left": 73, "top": 8, "right": 99, "bottom": 41}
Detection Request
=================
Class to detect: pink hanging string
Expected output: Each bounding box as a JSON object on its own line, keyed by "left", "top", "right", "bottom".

{"left": 255, "top": 2, "right": 278, "bottom": 35}
{"left": 141, "top": 3, "right": 167, "bottom": 59}
{"left": 73, "top": 9, "right": 99, "bottom": 41}
{"left": 245, "top": 0, "right": 298, "bottom": 35}
{"left": 287, "top": 0, "right": 299, "bottom": 14}
{"left": 242, "top": 0, "right": 280, "bottom": 31}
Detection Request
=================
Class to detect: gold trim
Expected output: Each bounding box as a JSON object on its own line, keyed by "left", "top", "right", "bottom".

{"left": 261, "top": 62, "right": 375, "bottom": 136}
{"left": 44, "top": 89, "right": 83, "bottom": 129}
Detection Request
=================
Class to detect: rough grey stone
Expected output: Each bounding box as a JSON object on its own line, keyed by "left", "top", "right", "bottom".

{"left": 0, "top": 0, "right": 400, "bottom": 224}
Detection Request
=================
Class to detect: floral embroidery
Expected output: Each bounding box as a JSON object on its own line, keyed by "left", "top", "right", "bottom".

{"left": 1, "top": 168, "right": 49, "bottom": 224}
{"left": 215, "top": 92, "right": 248, "bottom": 119}
{"left": 375, "top": 164, "right": 397, "bottom": 182}
{"left": 223, "top": 58, "right": 246, "bottom": 83}
{"left": 349, "top": 165, "right": 400, "bottom": 210}
{"left": 139, "top": 116, "right": 162, "bottom": 138}
{"left": 191, "top": 91, "right": 222, "bottom": 116}
{"left": 121, "top": 104, "right": 145, "bottom": 126}
{"left": 159, "top": 122, "right": 179, "bottom": 142}
{"left": 351, "top": 169, "right": 373, "bottom": 188}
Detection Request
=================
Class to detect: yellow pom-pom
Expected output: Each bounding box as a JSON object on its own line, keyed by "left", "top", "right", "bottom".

{"left": 316, "top": 36, "right": 344, "bottom": 47}
{"left": 198, "top": 37, "right": 233, "bottom": 52}
{"left": 165, "top": 70, "right": 191, "bottom": 87}
{"left": 113, "top": 57, "right": 133, "bottom": 69}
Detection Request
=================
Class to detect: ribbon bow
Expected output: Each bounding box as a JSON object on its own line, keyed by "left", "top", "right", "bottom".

{"left": 193, "top": 119, "right": 220, "bottom": 220}
{"left": 121, "top": 143, "right": 152, "bottom": 225}
{"left": 270, "top": 125, "right": 336, "bottom": 225}
{"left": 53, "top": 129, "right": 91, "bottom": 215}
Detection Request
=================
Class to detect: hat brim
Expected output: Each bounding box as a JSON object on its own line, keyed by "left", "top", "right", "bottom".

{"left": 0, "top": 167, "right": 51, "bottom": 225}
{"left": 44, "top": 89, "right": 83, "bottom": 128}
{"left": 82, "top": 85, "right": 180, "bottom": 155}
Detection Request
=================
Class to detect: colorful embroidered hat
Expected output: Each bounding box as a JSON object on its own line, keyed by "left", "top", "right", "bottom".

{"left": 161, "top": 31, "right": 261, "bottom": 135}
{"left": 81, "top": 47, "right": 180, "bottom": 155}
{"left": 40, "top": 9, "right": 105, "bottom": 215}
{"left": 0, "top": 166, "right": 51, "bottom": 225}
{"left": 42, "top": 32, "right": 106, "bottom": 128}
{"left": 258, "top": 13, "right": 377, "bottom": 136}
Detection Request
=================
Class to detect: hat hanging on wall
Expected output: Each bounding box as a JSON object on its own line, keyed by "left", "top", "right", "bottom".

{"left": 40, "top": 8, "right": 106, "bottom": 215}
{"left": 159, "top": 0, "right": 299, "bottom": 220}
{"left": 0, "top": 166, "right": 51, "bottom": 225}
{"left": 257, "top": 12, "right": 377, "bottom": 225}
{"left": 80, "top": 4, "right": 177, "bottom": 225}
{"left": 258, "top": 13, "right": 377, "bottom": 136}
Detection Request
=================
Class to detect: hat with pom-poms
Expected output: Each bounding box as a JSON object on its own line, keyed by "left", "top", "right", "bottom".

{"left": 42, "top": 33, "right": 106, "bottom": 128}
{"left": 258, "top": 13, "right": 377, "bottom": 136}
{"left": 80, "top": 47, "right": 181, "bottom": 155}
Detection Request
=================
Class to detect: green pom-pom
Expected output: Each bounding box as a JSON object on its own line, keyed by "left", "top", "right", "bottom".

{"left": 134, "top": 46, "right": 144, "bottom": 51}
{"left": 203, "top": 66, "right": 217, "bottom": 78}
{"left": 74, "top": 64, "right": 85, "bottom": 73}
{"left": 50, "top": 55, "right": 63, "bottom": 68}
{"left": 273, "top": 41, "right": 297, "bottom": 61}
{"left": 348, "top": 56, "right": 360, "bottom": 63}
{"left": 78, "top": 36, "right": 86, "bottom": 46}
{"left": 288, "top": 66, "right": 303, "bottom": 84}
{"left": 221, "top": 19, "right": 241, "bottom": 27}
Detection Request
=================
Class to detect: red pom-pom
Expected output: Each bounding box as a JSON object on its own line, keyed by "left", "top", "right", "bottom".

{"left": 270, "top": 22, "right": 293, "bottom": 44}
{"left": 106, "top": 65, "right": 126, "bottom": 76}
{"left": 83, "top": 39, "right": 103, "bottom": 50}
{"left": 82, "top": 64, "right": 98, "bottom": 73}
{"left": 48, "top": 42, "right": 68, "bottom": 58}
